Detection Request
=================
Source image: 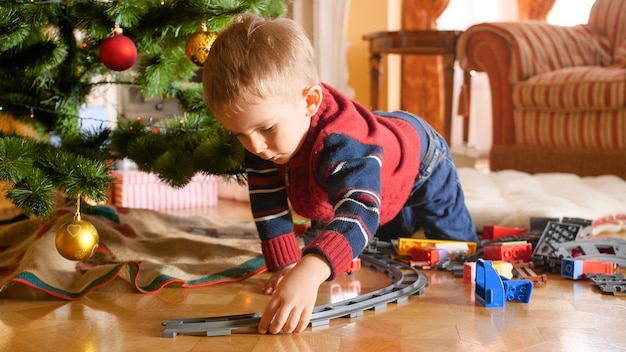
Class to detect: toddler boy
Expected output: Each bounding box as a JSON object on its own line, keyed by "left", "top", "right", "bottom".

{"left": 203, "top": 13, "right": 476, "bottom": 335}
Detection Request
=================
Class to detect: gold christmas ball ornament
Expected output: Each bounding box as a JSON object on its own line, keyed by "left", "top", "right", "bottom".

{"left": 55, "top": 214, "right": 99, "bottom": 261}
{"left": 185, "top": 30, "right": 218, "bottom": 67}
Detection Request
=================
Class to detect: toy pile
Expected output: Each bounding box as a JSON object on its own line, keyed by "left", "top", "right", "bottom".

{"left": 361, "top": 214, "right": 626, "bottom": 307}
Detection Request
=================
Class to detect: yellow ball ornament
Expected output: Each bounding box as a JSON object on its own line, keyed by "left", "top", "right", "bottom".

{"left": 185, "top": 30, "right": 217, "bottom": 67}
{"left": 55, "top": 212, "right": 99, "bottom": 261}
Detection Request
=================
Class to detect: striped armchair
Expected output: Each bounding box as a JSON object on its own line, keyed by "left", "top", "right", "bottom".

{"left": 457, "top": 0, "right": 626, "bottom": 178}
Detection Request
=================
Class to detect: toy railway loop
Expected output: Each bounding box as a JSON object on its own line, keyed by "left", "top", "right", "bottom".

{"left": 162, "top": 253, "right": 428, "bottom": 337}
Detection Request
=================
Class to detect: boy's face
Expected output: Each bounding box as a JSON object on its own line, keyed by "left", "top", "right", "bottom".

{"left": 215, "top": 89, "right": 318, "bottom": 165}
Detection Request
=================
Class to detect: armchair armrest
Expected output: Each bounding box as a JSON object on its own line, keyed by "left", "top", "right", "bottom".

{"left": 456, "top": 21, "right": 612, "bottom": 145}
{"left": 458, "top": 21, "right": 612, "bottom": 82}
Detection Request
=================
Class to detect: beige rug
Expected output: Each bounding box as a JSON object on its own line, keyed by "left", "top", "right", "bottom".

{"left": 459, "top": 168, "right": 626, "bottom": 233}
{"left": 0, "top": 206, "right": 265, "bottom": 300}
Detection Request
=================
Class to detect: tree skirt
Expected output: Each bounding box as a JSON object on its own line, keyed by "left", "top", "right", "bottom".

{"left": 4, "top": 169, "right": 625, "bottom": 300}
{"left": 0, "top": 207, "right": 265, "bottom": 300}
{"left": 459, "top": 168, "right": 626, "bottom": 232}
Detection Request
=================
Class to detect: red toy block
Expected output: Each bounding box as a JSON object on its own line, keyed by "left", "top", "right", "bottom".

{"left": 293, "top": 220, "right": 311, "bottom": 235}
{"left": 484, "top": 242, "right": 532, "bottom": 262}
{"left": 346, "top": 258, "right": 361, "bottom": 274}
{"left": 561, "top": 258, "right": 618, "bottom": 280}
{"left": 582, "top": 259, "right": 617, "bottom": 276}
{"left": 463, "top": 262, "right": 476, "bottom": 283}
{"left": 482, "top": 225, "right": 527, "bottom": 241}
{"left": 410, "top": 246, "right": 446, "bottom": 266}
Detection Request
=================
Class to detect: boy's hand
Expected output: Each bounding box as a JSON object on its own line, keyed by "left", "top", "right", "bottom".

{"left": 263, "top": 264, "right": 295, "bottom": 295}
{"left": 258, "top": 254, "right": 331, "bottom": 334}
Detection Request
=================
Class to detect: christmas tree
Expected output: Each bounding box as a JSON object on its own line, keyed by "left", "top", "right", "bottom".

{"left": 0, "top": 0, "right": 290, "bottom": 217}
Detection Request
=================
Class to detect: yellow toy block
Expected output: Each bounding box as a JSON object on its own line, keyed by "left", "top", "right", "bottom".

{"left": 492, "top": 261, "right": 514, "bottom": 279}
{"left": 397, "top": 237, "right": 477, "bottom": 256}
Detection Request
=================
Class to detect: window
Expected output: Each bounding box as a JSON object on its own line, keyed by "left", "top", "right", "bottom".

{"left": 547, "top": 0, "right": 595, "bottom": 26}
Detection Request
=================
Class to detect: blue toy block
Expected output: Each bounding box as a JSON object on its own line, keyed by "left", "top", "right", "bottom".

{"left": 560, "top": 257, "right": 584, "bottom": 280}
{"left": 475, "top": 259, "right": 533, "bottom": 307}
{"left": 501, "top": 277, "right": 533, "bottom": 303}
{"left": 475, "top": 259, "right": 505, "bottom": 307}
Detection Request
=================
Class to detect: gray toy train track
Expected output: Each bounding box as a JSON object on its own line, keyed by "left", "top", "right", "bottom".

{"left": 162, "top": 253, "right": 429, "bottom": 337}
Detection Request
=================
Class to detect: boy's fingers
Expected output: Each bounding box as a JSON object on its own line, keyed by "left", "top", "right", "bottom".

{"left": 258, "top": 301, "right": 279, "bottom": 334}
{"left": 263, "top": 285, "right": 274, "bottom": 295}
{"left": 294, "top": 309, "right": 310, "bottom": 333}
{"left": 258, "top": 314, "right": 270, "bottom": 334}
{"left": 280, "top": 309, "right": 300, "bottom": 334}
{"left": 269, "top": 309, "right": 289, "bottom": 334}
{"left": 262, "top": 279, "right": 275, "bottom": 295}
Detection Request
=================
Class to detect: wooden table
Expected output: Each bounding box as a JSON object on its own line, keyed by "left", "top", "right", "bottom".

{"left": 363, "top": 30, "right": 463, "bottom": 143}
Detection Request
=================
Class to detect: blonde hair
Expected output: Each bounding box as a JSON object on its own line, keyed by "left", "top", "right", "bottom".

{"left": 202, "top": 13, "right": 319, "bottom": 118}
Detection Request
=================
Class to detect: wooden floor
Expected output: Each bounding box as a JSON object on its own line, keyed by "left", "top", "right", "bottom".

{"left": 2, "top": 199, "right": 625, "bottom": 352}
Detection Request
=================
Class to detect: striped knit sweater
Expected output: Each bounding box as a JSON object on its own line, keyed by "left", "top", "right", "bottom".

{"left": 246, "top": 84, "right": 421, "bottom": 280}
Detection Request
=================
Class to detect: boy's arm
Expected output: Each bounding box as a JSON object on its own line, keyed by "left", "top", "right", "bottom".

{"left": 258, "top": 253, "right": 330, "bottom": 334}
{"left": 303, "top": 134, "right": 383, "bottom": 280}
{"left": 245, "top": 152, "right": 301, "bottom": 271}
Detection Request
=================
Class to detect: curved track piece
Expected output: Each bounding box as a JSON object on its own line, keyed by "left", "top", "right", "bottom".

{"left": 162, "top": 253, "right": 428, "bottom": 337}
{"left": 553, "top": 238, "right": 626, "bottom": 266}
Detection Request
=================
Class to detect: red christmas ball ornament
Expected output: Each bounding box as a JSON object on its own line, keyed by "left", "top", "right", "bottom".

{"left": 99, "top": 27, "right": 137, "bottom": 71}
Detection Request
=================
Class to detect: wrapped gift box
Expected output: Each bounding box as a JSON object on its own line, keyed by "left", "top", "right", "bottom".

{"left": 217, "top": 177, "right": 250, "bottom": 202}
{"left": 111, "top": 171, "right": 218, "bottom": 210}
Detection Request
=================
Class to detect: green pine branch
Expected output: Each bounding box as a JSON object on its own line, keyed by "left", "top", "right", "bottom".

{"left": 0, "top": 134, "right": 111, "bottom": 218}
{"left": 0, "top": 0, "right": 290, "bottom": 217}
{"left": 1, "top": 0, "right": 290, "bottom": 131}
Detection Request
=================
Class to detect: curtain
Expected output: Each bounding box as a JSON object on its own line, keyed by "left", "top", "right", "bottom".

{"left": 517, "top": 0, "right": 557, "bottom": 20}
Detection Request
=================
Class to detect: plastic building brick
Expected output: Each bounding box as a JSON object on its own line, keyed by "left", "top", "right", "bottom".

{"left": 553, "top": 238, "right": 626, "bottom": 267}
{"left": 502, "top": 278, "right": 533, "bottom": 303}
{"left": 533, "top": 221, "right": 584, "bottom": 258}
{"left": 364, "top": 237, "right": 395, "bottom": 255}
{"left": 397, "top": 237, "right": 476, "bottom": 257}
{"left": 451, "top": 264, "right": 465, "bottom": 277}
{"left": 529, "top": 217, "right": 560, "bottom": 232}
{"left": 162, "top": 253, "right": 429, "bottom": 337}
{"left": 560, "top": 258, "right": 586, "bottom": 280}
{"left": 494, "top": 261, "right": 514, "bottom": 279}
{"left": 463, "top": 262, "right": 475, "bottom": 283}
{"left": 532, "top": 220, "right": 587, "bottom": 271}
{"left": 465, "top": 261, "right": 513, "bottom": 283}
{"left": 482, "top": 225, "right": 528, "bottom": 241}
{"left": 511, "top": 260, "right": 547, "bottom": 287}
{"left": 586, "top": 273, "right": 625, "bottom": 284}
{"left": 475, "top": 259, "right": 506, "bottom": 307}
{"left": 346, "top": 258, "right": 362, "bottom": 274}
{"left": 560, "top": 258, "right": 618, "bottom": 280}
{"left": 585, "top": 273, "right": 626, "bottom": 296}
{"left": 484, "top": 242, "right": 533, "bottom": 262}
{"left": 434, "top": 259, "right": 465, "bottom": 277}
{"left": 410, "top": 246, "right": 447, "bottom": 266}
{"left": 293, "top": 219, "right": 311, "bottom": 235}
{"left": 475, "top": 259, "right": 533, "bottom": 307}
